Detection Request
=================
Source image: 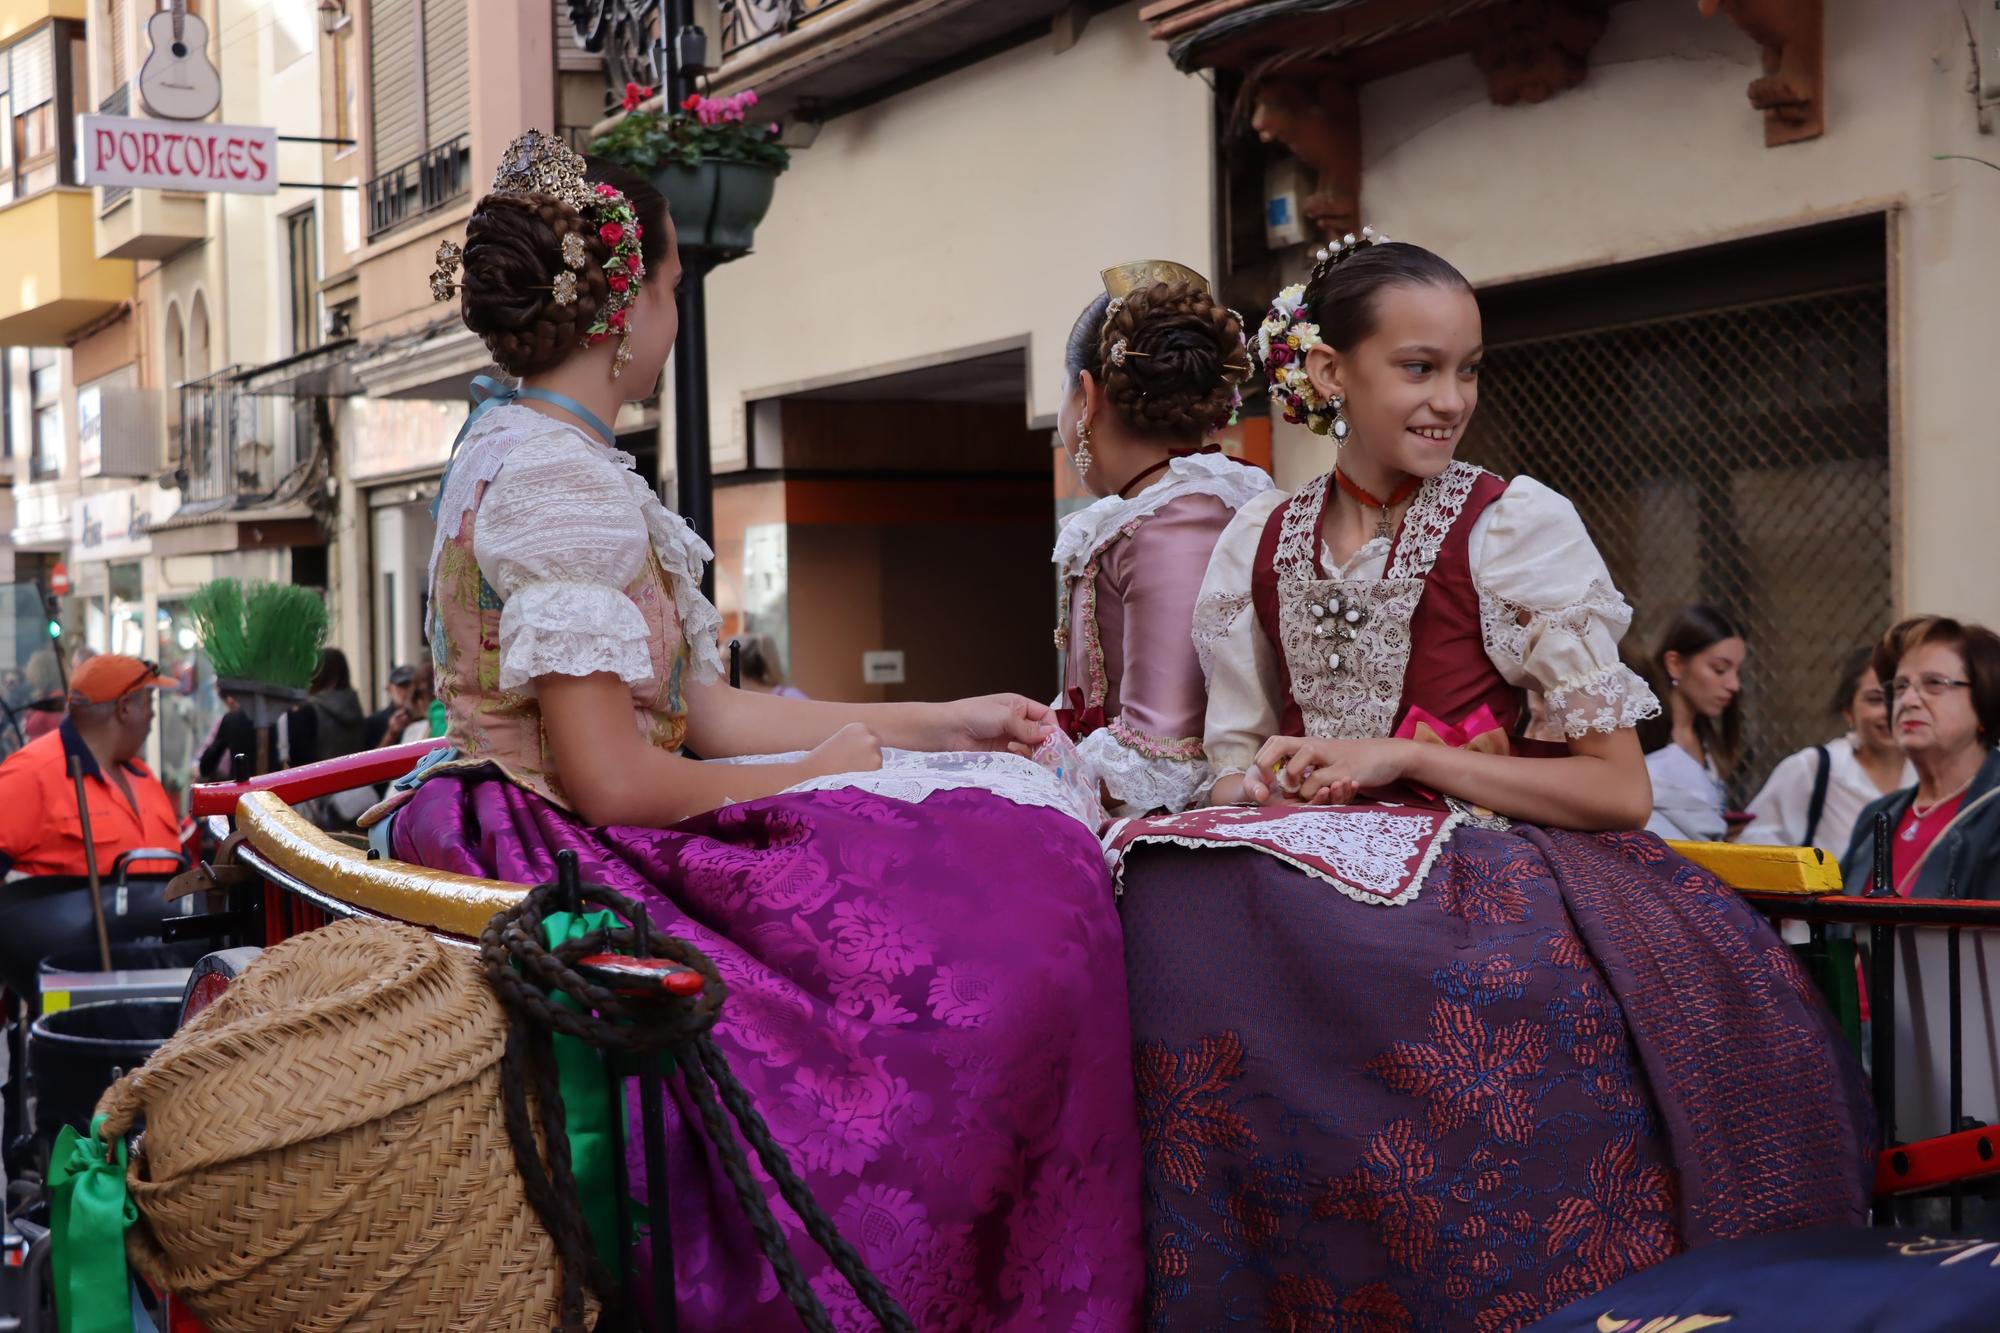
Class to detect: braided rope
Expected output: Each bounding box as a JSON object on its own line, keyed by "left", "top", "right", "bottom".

{"left": 479, "top": 876, "right": 915, "bottom": 1333}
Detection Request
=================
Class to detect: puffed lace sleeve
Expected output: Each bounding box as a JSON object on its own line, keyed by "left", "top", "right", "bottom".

{"left": 472, "top": 434, "right": 655, "bottom": 692}
{"left": 1469, "top": 476, "right": 1660, "bottom": 739}
{"left": 1195, "top": 489, "right": 1287, "bottom": 792}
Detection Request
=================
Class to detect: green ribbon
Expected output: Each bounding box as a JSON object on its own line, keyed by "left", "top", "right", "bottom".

{"left": 48, "top": 1114, "right": 137, "bottom": 1333}
{"left": 539, "top": 909, "right": 637, "bottom": 1268}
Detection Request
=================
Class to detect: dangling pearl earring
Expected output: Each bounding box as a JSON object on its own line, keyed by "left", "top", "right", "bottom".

{"left": 1330, "top": 395, "right": 1351, "bottom": 443}
{"left": 1072, "top": 418, "right": 1094, "bottom": 483}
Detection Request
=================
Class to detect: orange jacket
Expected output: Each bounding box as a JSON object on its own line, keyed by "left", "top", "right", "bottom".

{"left": 0, "top": 719, "right": 181, "bottom": 880}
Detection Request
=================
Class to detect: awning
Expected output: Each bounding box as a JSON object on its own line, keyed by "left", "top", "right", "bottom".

{"left": 144, "top": 498, "right": 316, "bottom": 534}
{"left": 235, "top": 339, "right": 364, "bottom": 398}
{"left": 354, "top": 323, "right": 495, "bottom": 401}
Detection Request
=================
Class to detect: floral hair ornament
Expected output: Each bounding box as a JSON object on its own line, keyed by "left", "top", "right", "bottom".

{"left": 442, "top": 129, "right": 652, "bottom": 377}
{"left": 1257, "top": 225, "right": 1390, "bottom": 435}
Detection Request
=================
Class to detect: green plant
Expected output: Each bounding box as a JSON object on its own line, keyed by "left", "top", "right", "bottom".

{"left": 188, "top": 578, "right": 328, "bottom": 689}
{"left": 591, "top": 83, "right": 791, "bottom": 174}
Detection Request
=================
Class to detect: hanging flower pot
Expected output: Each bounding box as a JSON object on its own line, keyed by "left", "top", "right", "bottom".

{"left": 591, "top": 83, "right": 791, "bottom": 267}
{"left": 651, "top": 158, "right": 780, "bottom": 258}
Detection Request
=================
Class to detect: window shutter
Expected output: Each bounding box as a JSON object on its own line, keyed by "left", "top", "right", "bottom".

{"left": 368, "top": 0, "right": 420, "bottom": 169}
{"left": 11, "top": 27, "right": 53, "bottom": 111}
{"left": 108, "top": 0, "right": 129, "bottom": 90}
{"left": 422, "top": 0, "right": 468, "bottom": 149}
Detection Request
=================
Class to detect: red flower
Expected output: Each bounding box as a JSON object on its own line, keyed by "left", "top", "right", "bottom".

{"left": 621, "top": 82, "right": 654, "bottom": 112}
{"left": 595, "top": 182, "right": 618, "bottom": 198}
{"left": 1365, "top": 999, "right": 1548, "bottom": 1144}
{"left": 632, "top": 222, "right": 643, "bottom": 240}
{"left": 1134, "top": 1032, "right": 1254, "bottom": 1194}
{"left": 1316, "top": 1119, "right": 1441, "bottom": 1270}
{"left": 608, "top": 275, "right": 630, "bottom": 293}
{"left": 599, "top": 221, "right": 625, "bottom": 245}
{"left": 608, "top": 309, "right": 626, "bottom": 330}
{"left": 1266, "top": 343, "right": 1294, "bottom": 368}
{"left": 682, "top": 94, "right": 702, "bottom": 111}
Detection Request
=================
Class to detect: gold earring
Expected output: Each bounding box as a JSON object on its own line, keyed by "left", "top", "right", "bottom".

{"left": 1072, "top": 419, "right": 1094, "bottom": 482}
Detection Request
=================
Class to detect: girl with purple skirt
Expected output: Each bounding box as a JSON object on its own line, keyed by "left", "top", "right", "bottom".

{"left": 378, "top": 132, "right": 1142, "bottom": 1329}
{"left": 1113, "top": 232, "right": 1873, "bottom": 1331}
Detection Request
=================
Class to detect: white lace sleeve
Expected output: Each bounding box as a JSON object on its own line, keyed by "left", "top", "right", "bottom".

{"left": 1469, "top": 476, "right": 1660, "bottom": 739}
{"left": 1198, "top": 490, "right": 1287, "bottom": 788}
{"left": 473, "top": 434, "right": 655, "bottom": 692}
{"left": 1077, "top": 724, "right": 1210, "bottom": 816}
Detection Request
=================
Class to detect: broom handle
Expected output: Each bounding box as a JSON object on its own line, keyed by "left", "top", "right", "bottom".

{"left": 69, "top": 756, "right": 114, "bottom": 972}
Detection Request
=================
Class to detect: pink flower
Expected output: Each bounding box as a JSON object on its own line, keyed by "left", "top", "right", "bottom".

{"left": 740, "top": 89, "right": 760, "bottom": 108}
{"left": 594, "top": 182, "right": 617, "bottom": 197}
{"left": 768, "top": 121, "right": 782, "bottom": 137}
{"left": 1266, "top": 343, "right": 1293, "bottom": 367}
{"left": 598, "top": 221, "right": 624, "bottom": 245}
{"left": 608, "top": 275, "right": 630, "bottom": 293}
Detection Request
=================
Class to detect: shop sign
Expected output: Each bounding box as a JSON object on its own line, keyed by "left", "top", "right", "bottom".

{"left": 72, "top": 482, "right": 177, "bottom": 564}
{"left": 78, "top": 115, "right": 278, "bottom": 196}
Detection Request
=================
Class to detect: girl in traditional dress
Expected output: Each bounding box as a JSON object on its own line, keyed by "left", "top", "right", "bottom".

{"left": 382, "top": 132, "right": 1142, "bottom": 1330}
{"left": 1116, "top": 233, "right": 1870, "bottom": 1331}
{"left": 1052, "top": 262, "right": 1273, "bottom": 814}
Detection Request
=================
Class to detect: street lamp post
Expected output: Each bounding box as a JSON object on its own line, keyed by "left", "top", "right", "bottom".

{"left": 655, "top": 0, "right": 717, "bottom": 597}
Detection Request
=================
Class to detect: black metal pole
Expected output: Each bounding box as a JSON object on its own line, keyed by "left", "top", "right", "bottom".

{"left": 661, "top": 0, "right": 717, "bottom": 600}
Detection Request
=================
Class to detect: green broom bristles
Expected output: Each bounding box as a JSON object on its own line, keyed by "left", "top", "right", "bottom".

{"left": 188, "top": 578, "right": 329, "bottom": 690}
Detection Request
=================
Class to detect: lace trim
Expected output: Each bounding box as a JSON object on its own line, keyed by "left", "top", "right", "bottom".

{"left": 1104, "top": 806, "right": 1463, "bottom": 906}
{"left": 496, "top": 581, "right": 655, "bottom": 692}
{"left": 1107, "top": 717, "right": 1206, "bottom": 761}
{"left": 632, "top": 478, "right": 725, "bottom": 684}
{"left": 1051, "top": 452, "right": 1274, "bottom": 576}
{"left": 1387, "top": 461, "right": 1484, "bottom": 580}
{"left": 1273, "top": 472, "right": 1330, "bottom": 580}
{"left": 782, "top": 749, "right": 1101, "bottom": 832}
{"left": 1278, "top": 577, "right": 1426, "bottom": 739}
{"left": 429, "top": 406, "right": 614, "bottom": 587}
{"left": 1544, "top": 664, "right": 1663, "bottom": 738}
{"left": 1079, "top": 726, "right": 1209, "bottom": 816}
{"left": 1477, "top": 577, "right": 1633, "bottom": 671}
{"left": 1191, "top": 590, "right": 1253, "bottom": 691}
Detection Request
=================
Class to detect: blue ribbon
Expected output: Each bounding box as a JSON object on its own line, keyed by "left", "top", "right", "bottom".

{"left": 431, "top": 375, "right": 620, "bottom": 519}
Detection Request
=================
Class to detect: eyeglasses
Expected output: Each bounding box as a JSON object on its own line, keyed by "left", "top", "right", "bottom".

{"left": 1889, "top": 674, "right": 1972, "bottom": 701}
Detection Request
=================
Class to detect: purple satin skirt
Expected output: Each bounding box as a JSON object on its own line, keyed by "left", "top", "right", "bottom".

{"left": 395, "top": 774, "right": 1144, "bottom": 1331}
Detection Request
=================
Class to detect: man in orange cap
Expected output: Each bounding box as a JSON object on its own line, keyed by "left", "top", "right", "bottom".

{"left": 0, "top": 654, "right": 181, "bottom": 880}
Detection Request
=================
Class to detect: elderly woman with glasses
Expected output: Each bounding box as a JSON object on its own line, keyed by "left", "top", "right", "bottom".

{"left": 1842, "top": 616, "right": 2000, "bottom": 898}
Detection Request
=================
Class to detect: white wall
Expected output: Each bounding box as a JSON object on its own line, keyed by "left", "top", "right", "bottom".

{"left": 1342, "top": 0, "right": 2000, "bottom": 622}
{"left": 702, "top": 5, "right": 1216, "bottom": 466}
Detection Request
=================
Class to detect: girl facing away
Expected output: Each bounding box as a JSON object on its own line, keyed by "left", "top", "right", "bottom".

{"left": 1115, "top": 231, "right": 1872, "bottom": 1331}
{"left": 380, "top": 132, "right": 1142, "bottom": 1329}
{"left": 1050, "top": 261, "right": 1273, "bottom": 814}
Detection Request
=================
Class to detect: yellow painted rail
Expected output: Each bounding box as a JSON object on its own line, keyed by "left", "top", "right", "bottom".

{"left": 1666, "top": 840, "right": 1844, "bottom": 895}
{"left": 236, "top": 790, "right": 528, "bottom": 938}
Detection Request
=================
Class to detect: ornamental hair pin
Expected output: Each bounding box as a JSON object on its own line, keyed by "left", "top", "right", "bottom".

{"left": 561, "top": 232, "right": 588, "bottom": 270}
{"left": 1309, "top": 225, "right": 1390, "bottom": 282}
{"left": 430, "top": 239, "right": 462, "bottom": 302}
{"left": 1108, "top": 337, "right": 1255, "bottom": 376}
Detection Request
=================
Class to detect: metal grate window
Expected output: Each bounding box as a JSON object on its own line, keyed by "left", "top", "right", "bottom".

{"left": 1465, "top": 284, "right": 1892, "bottom": 798}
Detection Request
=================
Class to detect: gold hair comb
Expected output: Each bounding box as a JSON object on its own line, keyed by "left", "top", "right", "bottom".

{"left": 1100, "top": 259, "right": 1212, "bottom": 300}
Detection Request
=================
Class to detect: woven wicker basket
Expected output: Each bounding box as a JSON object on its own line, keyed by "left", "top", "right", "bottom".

{"left": 97, "top": 918, "right": 577, "bottom": 1332}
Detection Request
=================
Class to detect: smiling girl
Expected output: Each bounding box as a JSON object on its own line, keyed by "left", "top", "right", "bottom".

{"left": 1118, "top": 233, "right": 1870, "bottom": 1330}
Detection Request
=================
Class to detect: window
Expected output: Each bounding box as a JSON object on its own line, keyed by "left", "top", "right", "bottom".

{"left": 29, "top": 348, "right": 61, "bottom": 482}
{"left": 0, "top": 22, "right": 85, "bottom": 205}
{"left": 331, "top": 12, "right": 357, "bottom": 153}
{"left": 365, "top": 0, "right": 470, "bottom": 237}
{"left": 286, "top": 207, "right": 320, "bottom": 353}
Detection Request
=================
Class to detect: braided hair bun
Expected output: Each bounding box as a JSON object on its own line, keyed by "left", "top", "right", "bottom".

{"left": 458, "top": 193, "right": 616, "bottom": 378}
{"left": 1071, "top": 282, "right": 1248, "bottom": 437}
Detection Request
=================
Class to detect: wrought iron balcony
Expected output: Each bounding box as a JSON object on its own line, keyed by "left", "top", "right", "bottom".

{"left": 365, "top": 134, "right": 472, "bottom": 241}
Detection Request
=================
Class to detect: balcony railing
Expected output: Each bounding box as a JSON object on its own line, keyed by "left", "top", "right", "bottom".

{"left": 719, "top": 0, "right": 858, "bottom": 60}
{"left": 98, "top": 84, "right": 132, "bottom": 208}
{"left": 365, "top": 134, "right": 471, "bottom": 241}
{"left": 179, "top": 371, "right": 311, "bottom": 505}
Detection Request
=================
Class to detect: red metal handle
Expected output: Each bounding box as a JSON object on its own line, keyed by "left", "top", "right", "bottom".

{"left": 574, "top": 953, "right": 707, "bottom": 998}
{"left": 190, "top": 740, "right": 439, "bottom": 817}
{"left": 1876, "top": 1125, "right": 2000, "bottom": 1196}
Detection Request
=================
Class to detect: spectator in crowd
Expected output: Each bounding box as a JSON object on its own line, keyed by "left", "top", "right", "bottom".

{"left": 1638, "top": 603, "right": 1747, "bottom": 842}
{"left": 1843, "top": 617, "right": 2000, "bottom": 898}
{"left": 1742, "top": 646, "right": 1914, "bottom": 855}
{"left": 363, "top": 664, "right": 417, "bottom": 748}
{"left": 297, "top": 648, "right": 367, "bottom": 762}
{"left": 735, "top": 634, "right": 806, "bottom": 699}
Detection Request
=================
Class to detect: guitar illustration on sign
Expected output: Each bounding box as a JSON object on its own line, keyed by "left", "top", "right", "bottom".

{"left": 138, "top": 0, "right": 221, "bottom": 122}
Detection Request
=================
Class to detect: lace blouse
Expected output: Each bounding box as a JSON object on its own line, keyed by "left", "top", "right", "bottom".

{"left": 1195, "top": 471, "right": 1659, "bottom": 786}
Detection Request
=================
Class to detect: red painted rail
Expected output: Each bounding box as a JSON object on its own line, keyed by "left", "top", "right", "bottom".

{"left": 189, "top": 740, "right": 437, "bottom": 817}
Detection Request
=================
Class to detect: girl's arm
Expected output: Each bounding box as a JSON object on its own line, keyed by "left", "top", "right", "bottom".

{"left": 540, "top": 673, "right": 882, "bottom": 827}
{"left": 681, "top": 673, "right": 1055, "bottom": 759}
{"left": 1252, "top": 727, "right": 1654, "bottom": 831}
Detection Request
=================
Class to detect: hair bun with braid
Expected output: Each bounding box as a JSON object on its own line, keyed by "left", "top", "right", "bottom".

{"left": 459, "top": 193, "right": 615, "bottom": 378}
{"left": 1093, "top": 282, "right": 1249, "bottom": 436}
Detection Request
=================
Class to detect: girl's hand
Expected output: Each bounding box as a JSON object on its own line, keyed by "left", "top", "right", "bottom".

{"left": 804, "top": 722, "right": 884, "bottom": 778}
{"left": 937, "top": 694, "right": 1057, "bottom": 755}
{"left": 1252, "top": 736, "right": 1413, "bottom": 806}
{"left": 1212, "top": 767, "right": 1299, "bottom": 807}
